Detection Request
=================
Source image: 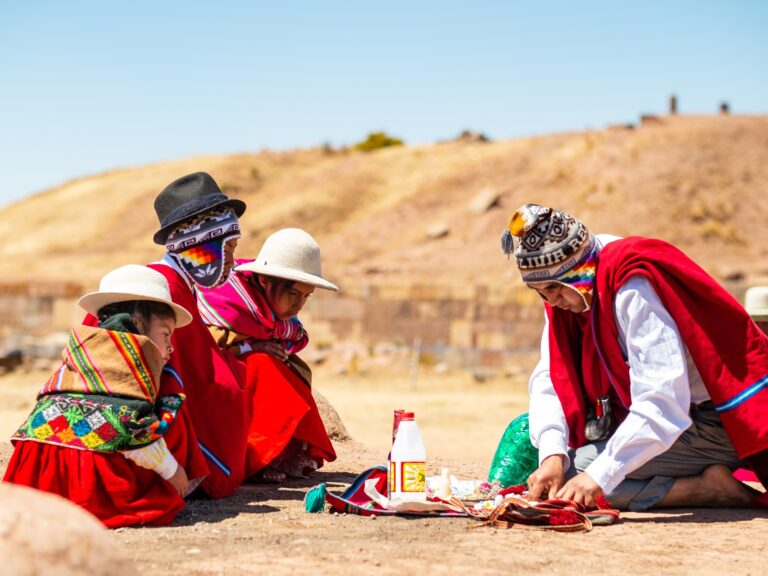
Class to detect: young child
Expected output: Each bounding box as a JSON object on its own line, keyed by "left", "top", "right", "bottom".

{"left": 3, "top": 265, "right": 208, "bottom": 527}
{"left": 197, "top": 228, "right": 338, "bottom": 482}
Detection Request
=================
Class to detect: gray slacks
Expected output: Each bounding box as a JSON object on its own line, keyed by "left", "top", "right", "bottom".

{"left": 568, "top": 401, "right": 743, "bottom": 511}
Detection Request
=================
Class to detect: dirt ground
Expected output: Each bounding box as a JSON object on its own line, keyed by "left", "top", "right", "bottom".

{"left": 1, "top": 365, "right": 767, "bottom": 576}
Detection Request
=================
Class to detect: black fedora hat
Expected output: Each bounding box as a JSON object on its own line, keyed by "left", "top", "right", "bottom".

{"left": 153, "top": 172, "right": 246, "bottom": 245}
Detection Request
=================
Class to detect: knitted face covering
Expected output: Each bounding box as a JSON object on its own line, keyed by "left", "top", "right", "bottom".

{"left": 165, "top": 208, "right": 241, "bottom": 288}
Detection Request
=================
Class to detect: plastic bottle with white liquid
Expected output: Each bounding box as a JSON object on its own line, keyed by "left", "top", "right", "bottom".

{"left": 388, "top": 411, "right": 426, "bottom": 500}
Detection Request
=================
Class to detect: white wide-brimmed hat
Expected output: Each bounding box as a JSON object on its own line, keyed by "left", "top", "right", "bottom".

{"left": 236, "top": 228, "right": 339, "bottom": 291}
{"left": 745, "top": 286, "right": 768, "bottom": 320}
{"left": 78, "top": 265, "right": 193, "bottom": 326}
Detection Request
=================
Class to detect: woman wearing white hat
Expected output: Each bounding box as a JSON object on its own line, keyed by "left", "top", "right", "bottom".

{"left": 198, "top": 228, "right": 338, "bottom": 482}
{"left": 3, "top": 265, "right": 209, "bottom": 528}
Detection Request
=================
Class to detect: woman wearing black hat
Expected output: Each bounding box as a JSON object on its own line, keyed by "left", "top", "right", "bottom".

{"left": 144, "top": 172, "right": 249, "bottom": 498}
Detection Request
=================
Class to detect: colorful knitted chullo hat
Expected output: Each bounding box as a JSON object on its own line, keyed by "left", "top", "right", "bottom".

{"left": 501, "top": 203, "right": 597, "bottom": 309}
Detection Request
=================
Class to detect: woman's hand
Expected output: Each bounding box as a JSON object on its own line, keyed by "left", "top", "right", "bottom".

{"left": 167, "top": 465, "right": 189, "bottom": 497}
{"left": 248, "top": 340, "right": 289, "bottom": 361}
{"left": 556, "top": 472, "right": 603, "bottom": 508}
{"left": 526, "top": 454, "right": 566, "bottom": 501}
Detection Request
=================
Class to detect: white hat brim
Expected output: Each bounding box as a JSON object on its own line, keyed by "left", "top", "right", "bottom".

{"left": 234, "top": 262, "right": 339, "bottom": 291}
{"left": 77, "top": 292, "right": 194, "bottom": 327}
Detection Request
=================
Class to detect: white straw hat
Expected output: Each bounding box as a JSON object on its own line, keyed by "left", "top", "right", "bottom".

{"left": 235, "top": 228, "right": 338, "bottom": 291}
{"left": 745, "top": 286, "right": 768, "bottom": 319}
{"left": 78, "top": 265, "right": 193, "bottom": 327}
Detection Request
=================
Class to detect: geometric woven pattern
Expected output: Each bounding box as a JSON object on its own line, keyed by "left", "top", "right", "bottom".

{"left": 12, "top": 392, "right": 185, "bottom": 453}
{"left": 165, "top": 207, "right": 241, "bottom": 288}
{"left": 503, "top": 203, "right": 594, "bottom": 283}
{"left": 18, "top": 394, "right": 130, "bottom": 452}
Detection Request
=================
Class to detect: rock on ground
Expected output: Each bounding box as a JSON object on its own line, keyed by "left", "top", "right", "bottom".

{"left": 313, "top": 387, "right": 351, "bottom": 442}
{"left": 0, "top": 482, "right": 133, "bottom": 576}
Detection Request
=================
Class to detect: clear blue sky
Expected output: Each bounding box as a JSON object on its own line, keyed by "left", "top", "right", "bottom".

{"left": 1, "top": 0, "right": 766, "bottom": 207}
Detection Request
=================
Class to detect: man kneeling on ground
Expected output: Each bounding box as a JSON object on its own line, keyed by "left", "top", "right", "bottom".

{"left": 501, "top": 204, "right": 768, "bottom": 511}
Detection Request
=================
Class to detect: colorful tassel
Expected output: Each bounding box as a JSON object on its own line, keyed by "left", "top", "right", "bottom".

{"left": 304, "top": 483, "right": 327, "bottom": 513}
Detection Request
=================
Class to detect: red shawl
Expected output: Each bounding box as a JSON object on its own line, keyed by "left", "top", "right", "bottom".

{"left": 546, "top": 306, "right": 629, "bottom": 448}
{"left": 147, "top": 263, "right": 248, "bottom": 498}
{"left": 548, "top": 236, "right": 768, "bottom": 460}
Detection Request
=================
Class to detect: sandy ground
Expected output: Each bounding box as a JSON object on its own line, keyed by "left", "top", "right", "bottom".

{"left": 1, "top": 365, "right": 767, "bottom": 576}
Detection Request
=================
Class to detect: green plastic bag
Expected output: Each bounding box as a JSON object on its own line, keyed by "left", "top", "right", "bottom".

{"left": 487, "top": 413, "right": 539, "bottom": 488}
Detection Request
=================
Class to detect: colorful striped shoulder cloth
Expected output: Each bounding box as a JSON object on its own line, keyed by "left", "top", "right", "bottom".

{"left": 45, "top": 325, "right": 163, "bottom": 403}
{"left": 12, "top": 326, "right": 184, "bottom": 453}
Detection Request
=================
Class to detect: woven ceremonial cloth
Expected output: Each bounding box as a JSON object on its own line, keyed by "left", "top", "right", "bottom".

{"left": 307, "top": 466, "right": 463, "bottom": 517}
{"left": 458, "top": 487, "right": 620, "bottom": 532}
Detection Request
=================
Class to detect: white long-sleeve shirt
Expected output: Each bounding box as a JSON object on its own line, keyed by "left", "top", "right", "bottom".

{"left": 528, "top": 236, "right": 710, "bottom": 495}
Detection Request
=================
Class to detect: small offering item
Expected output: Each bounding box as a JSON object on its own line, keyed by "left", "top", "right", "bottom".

{"left": 450, "top": 486, "right": 620, "bottom": 532}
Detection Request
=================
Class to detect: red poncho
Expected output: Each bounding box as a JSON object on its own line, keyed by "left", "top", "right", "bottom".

{"left": 547, "top": 237, "right": 768, "bottom": 464}
{"left": 148, "top": 263, "right": 248, "bottom": 498}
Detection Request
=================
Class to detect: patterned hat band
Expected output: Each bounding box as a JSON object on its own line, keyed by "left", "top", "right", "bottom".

{"left": 165, "top": 207, "right": 241, "bottom": 253}
{"left": 525, "top": 247, "right": 598, "bottom": 312}
{"left": 518, "top": 235, "right": 597, "bottom": 283}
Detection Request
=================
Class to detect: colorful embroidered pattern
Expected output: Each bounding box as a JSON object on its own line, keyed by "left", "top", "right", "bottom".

{"left": 174, "top": 239, "right": 227, "bottom": 287}
{"left": 178, "top": 240, "right": 220, "bottom": 267}
{"left": 12, "top": 393, "right": 185, "bottom": 452}
{"left": 165, "top": 207, "right": 241, "bottom": 288}
{"left": 501, "top": 203, "right": 595, "bottom": 283}
{"left": 164, "top": 208, "right": 240, "bottom": 253}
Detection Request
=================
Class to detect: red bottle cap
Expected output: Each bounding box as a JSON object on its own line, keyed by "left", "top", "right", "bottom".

{"left": 401, "top": 412, "right": 415, "bottom": 420}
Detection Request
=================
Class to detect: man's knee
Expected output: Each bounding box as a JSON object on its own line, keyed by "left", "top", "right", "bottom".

{"left": 573, "top": 442, "right": 604, "bottom": 472}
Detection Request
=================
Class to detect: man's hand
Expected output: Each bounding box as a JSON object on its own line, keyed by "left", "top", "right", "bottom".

{"left": 249, "top": 340, "right": 288, "bottom": 361}
{"left": 556, "top": 471, "right": 603, "bottom": 508}
{"left": 527, "top": 454, "right": 566, "bottom": 501}
{"left": 167, "top": 465, "right": 189, "bottom": 498}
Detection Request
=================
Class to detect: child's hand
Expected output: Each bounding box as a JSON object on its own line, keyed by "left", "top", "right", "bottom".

{"left": 249, "top": 340, "right": 289, "bottom": 361}
{"left": 167, "top": 465, "right": 189, "bottom": 497}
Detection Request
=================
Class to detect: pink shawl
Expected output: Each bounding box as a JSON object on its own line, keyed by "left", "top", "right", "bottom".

{"left": 197, "top": 259, "right": 308, "bottom": 353}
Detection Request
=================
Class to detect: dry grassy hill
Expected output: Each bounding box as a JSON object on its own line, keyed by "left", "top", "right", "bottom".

{"left": 2, "top": 114, "right": 768, "bottom": 291}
